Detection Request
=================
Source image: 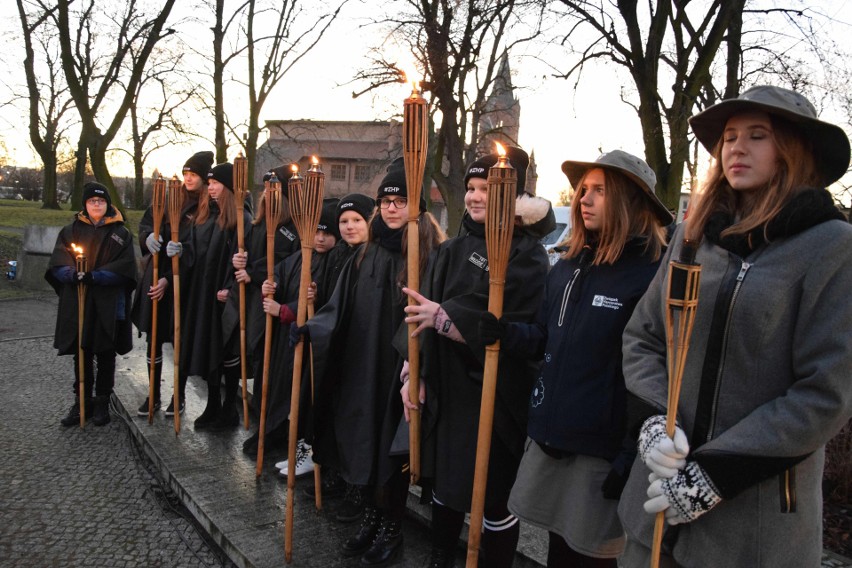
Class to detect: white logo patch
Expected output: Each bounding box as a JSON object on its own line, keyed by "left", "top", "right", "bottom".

{"left": 592, "top": 295, "right": 622, "bottom": 310}
{"left": 279, "top": 226, "right": 296, "bottom": 241}
{"left": 383, "top": 186, "right": 401, "bottom": 193}
{"left": 111, "top": 233, "right": 125, "bottom": 246}
{"left": 468, "top": 252, "right": 489, "bottom": 272}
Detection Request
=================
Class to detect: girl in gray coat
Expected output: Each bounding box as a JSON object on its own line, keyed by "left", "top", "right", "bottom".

{"left": 617, "top": 85, "right": 852, "bottom": 567}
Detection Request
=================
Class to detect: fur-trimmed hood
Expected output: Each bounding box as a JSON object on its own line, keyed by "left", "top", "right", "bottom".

{"left": 515, "top": 194, "right": 556, "bottom": 239}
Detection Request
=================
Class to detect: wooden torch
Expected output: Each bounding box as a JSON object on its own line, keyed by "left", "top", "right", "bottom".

{"left": 284, "top": 158, "right": 324, "bottom": 563}
{"left": 167, "top": 175, "right": 184, "bottom": 435}
{"left": 402, "top": 72, "right": 428, "bottom": 484}
{"left": 233, "top": 153, "right": 251, "bottom": 430}
{"left": 650, "top": 240, "right": 701, "bottom": 568}
{"left": 256, "top": 173, "right": 282, "bottom": 477}
{"left": 148, "top": 176, "right": 166, "bottom": 424}
{"left": 72, "top": 243, "right": 87, "bottom": 428}
{"left": 466, "top": 143, "right": 517, "bottom": 568}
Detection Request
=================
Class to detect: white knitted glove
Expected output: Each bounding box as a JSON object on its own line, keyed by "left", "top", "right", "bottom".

{"left": 166, "top": 241, "right": 183, "bottom": 258}
{"left": 145, "top": 233, "right": 162, "bottom": 254}
{"left": 644, "top": 461, "right": 721, "bottom": 525}
{"left": 639, "top": 415, "right": 689, "bottom": 478}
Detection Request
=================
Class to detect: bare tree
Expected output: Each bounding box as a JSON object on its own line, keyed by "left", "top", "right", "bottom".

{"left": 114, "top": 46, "right": 198, "bottom": 209}
{"left": 15, "top": 0, "right": 75, "bottom": 210}
{"left": 354, "top": 0, "right": 545, "bottom": 234}
{"left": 52, "top": 0, "right": 176, "bottom": 212}
{"left": 201, "top": 0, "right": 346, "bottom": 194}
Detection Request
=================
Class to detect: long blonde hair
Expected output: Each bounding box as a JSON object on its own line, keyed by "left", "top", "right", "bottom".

{"left": 685, "top": 114, "right": 822, "bottom": 242}
{"left": 564, "top": 168, "right": 666, "bottom": 265}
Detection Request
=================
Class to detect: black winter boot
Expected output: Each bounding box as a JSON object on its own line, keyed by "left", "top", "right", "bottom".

{"left": 212, "top": 365, "right": 240, "bottom": 430}
{"left": 137, "top": 360, "right": 162, "bottom": 416}
{"left": 60, "top": 399, "right": 93, "bottom": 427}
{"left": 194, "top": 373, "right": 222, "bottom": 429}
{"left": 92, "top": 395, "right": 111, "bottom": 426}
{"left": 341, "top": 507, "right": 382, "bottom": 557}
{"left": 360, "top": 518, "right": 403, "bottom": 565}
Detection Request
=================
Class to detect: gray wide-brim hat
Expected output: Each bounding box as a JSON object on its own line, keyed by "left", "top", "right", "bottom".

{"left": 689, "top": 85, "right": 851, "bottom": 186}
{"left": 561, "top": 149, "right": 673, "bottom": 225}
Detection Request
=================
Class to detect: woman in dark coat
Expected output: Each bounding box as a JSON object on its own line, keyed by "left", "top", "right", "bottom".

{"left": 401, "top": 147, "right": 554, "bottom": 567}
{"left": 131, "top": 150, "right": 213, "bottom": 417}
{"left": 305, "top": 159, "right": 445, "bottom": 565}
{"left": 46, "top": 182, "right": 137, "bottom": 427}
{"left": 491, "top": 150, "right": 671, "bottom": 567}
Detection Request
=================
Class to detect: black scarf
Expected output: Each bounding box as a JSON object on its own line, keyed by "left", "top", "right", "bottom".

{"left": 704, "top": 188, "right": 845, "bottom": 257}
{"left": 372, "top": 215, "right": 404, "bottom": 253}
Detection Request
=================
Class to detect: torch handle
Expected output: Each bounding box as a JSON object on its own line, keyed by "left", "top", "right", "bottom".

{"left": 407, "top": 219, "right": 421, "bottom": 484}
{"left": 285, "top": 244, "right": 314, "bottom": 562}
{"left": 148, "top": 255, "right": 159, "bottom": 425}
{"left": 77, "top": 281, "right": 87, "bottom": 428}
{"left": 256, "top": 231, "right": 276, "bottom": 477}
{"left": 465, "top": 281, "right": 506, "bottom": 568}
{"left": 171, "top": 255, "right": 182, "bottom": 435}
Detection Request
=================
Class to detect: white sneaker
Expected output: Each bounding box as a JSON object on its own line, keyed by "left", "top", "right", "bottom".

{"left": 277, "top": 440, "right": 314, "bottom": 477}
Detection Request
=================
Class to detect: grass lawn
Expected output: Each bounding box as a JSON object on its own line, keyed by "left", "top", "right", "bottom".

{"left": 0, "top": 199, "right": 144, "bottom": 231}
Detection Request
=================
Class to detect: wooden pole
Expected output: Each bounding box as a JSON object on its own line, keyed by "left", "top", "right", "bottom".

{"left": 233, "top": 153, "right": 251, "bottom": 430}
{"left": 650, "top": 241, "right": 701, "bottom": 568}
{"left": 402, "top": 80, "right": 428, "bottom": 484}
{"left": 284, "top": 159, "right": 324, "bottom": 563}
{"left": 148, "top": 176, "right": 166, "bottom": 424}
{"left": 73, "top": 244, "right": 87, "bottom": 428}
{"left": 256, "top": 175, "right": 282, "bottom": 477}
{"left": 167, "top": 175, "right": 185, "bottom": 435}
{"left": 466, "top": 147, "right": 516, "bottom": 567}
{"left": 307, "top": 302, "right": 321, "bottom": 511}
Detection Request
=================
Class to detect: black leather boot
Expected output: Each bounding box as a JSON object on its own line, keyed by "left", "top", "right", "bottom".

{"left": 92, "top": 395, "right": 111, "bottom": 426}
{"left": 360, "top": 518, "right": 403, "bottom": 565}
{"left": 60, "top": 399, "right": 92, "bottom": 427}
{"left": 212, "top": 366, "right": 240, "bottom": 429}
{"left": 341, "top": 507, "right": 381, "bottom": 557}
{"left": 194, "top": 373, "right": 222, "bottom": 429}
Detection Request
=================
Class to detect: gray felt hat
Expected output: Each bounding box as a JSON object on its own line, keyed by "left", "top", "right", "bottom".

{"left": 561, "top": 149, "right": 673, "bottom": 225}
{"left": 689, "top": 85, "right": 851, "bottom": 185}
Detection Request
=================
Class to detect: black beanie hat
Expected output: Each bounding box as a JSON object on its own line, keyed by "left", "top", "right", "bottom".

{"left": 208, "top": 162, "right": 234, "bottom": 192}
{"left": 463, "top": 146, "right": 529, "bottom": 195}
{"left": 183, "top": 150, "right": 215, "bottom": 179}
{"left": 337, "top": 193, "right": 375, "bottom": 224}
{"left": 82, "top": 181, "right": 111, "bottom": 209}
{"left": 317, "top": 198, "right": 341, "bottom": 240}
{"left": 263, "top": 164, "right": 295, "bottom": 198}
{"left": 377, "top": 157, "right": 427, "bottom": 212}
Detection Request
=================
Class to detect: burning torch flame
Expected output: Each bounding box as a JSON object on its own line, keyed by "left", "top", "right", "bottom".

{"left": 494, "top": 142, "right": 506, "bottom": 157}
{"left": 71, "top": 243, "right": 84, "bottom": 256}
{"left": 291, "top": 164, "right": 299, "bottom": 175}
{"left": 311, "top": 156, "right": 318, "bottom": 166}
{"left": 403, "top": 68, "right": 421, "bottom": 96}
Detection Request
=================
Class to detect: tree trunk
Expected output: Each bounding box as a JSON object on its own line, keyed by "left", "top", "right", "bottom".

{"left": 40, "top": 153, "right": 60, "bottom": 210}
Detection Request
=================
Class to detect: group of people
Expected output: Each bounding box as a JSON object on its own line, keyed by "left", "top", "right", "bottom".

{"left": 46, "top": 84, "right": 851, "bottom": 567}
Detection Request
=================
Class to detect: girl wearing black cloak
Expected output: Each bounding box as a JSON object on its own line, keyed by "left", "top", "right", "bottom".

{"left": 132, "top": 150, "right": 213, "bottom": 417}
{"left": 46, "top": 182, "right": 137, "bottom": 427}
{"left": 401, "top": 147, "right": 554, "bottom": 567}
{"left": 182, "top": 162, "right": 251, "bottom": 429}
{"left": 305, "top": 159, "right": 445, "bottom": 566}
{"left": 231, "top": 168, "right": 301, "bottom": 455}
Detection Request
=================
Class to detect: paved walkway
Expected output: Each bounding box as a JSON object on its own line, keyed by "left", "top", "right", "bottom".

{"left": 1, "top": 295, "right": 849, "bottom": 567}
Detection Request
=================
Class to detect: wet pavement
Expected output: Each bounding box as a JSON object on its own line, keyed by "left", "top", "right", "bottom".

{"left": 1, "top": 294, "right": 849, "bottom": 568}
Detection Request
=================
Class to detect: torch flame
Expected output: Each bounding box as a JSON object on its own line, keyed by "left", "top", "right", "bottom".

{"left": 494, "top": 142, "right": 506, "bottom": 157}
{"left": 291, "top": 164, "right": 299, "bottom": 174}
{"left": 311, "top": 156, "right": 318, "bottom": 166}
{"left": 71, "top": 243, "right": 84, "bottom": 255}
{"left": 403, "top": 67, "right": 421, "bottom": 96}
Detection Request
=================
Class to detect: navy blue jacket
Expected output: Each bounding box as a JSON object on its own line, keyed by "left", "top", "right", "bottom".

{"left": 503, "top": 239, "right": 662, "bottom": 473}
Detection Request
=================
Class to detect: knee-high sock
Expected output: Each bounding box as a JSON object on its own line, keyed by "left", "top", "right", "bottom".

{"left": 480, "top": 505, "right": 520, "bottom": 568}
{"left": 222, "top": 356, "right": 241, "bottom": 407}
{"left": 430, "top": 499, "right": 465, "bottom": 554}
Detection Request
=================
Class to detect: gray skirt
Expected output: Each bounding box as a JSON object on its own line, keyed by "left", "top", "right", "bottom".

{"left": 508, "top": 438, "right": 625, "bottom": 558}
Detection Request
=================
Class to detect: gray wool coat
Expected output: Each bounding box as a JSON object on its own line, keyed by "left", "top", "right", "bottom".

{"left": 617, "top": 218, "right": 852, "bottom": 567}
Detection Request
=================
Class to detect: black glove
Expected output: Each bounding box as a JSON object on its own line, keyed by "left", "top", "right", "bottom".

{"left": 288, "top": 322, "right": 309, "bottom": 348}
{"left": 478, "top": 311, "right": 507, "bottom": 345}
{"left": 601, "top": 467, "right": 629, "bottom": 500}
{"left": 77, "top": 271, "right": 95, "bottom": 285}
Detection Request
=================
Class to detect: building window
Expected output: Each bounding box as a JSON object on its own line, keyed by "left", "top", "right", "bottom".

{"left": 354, "top": 165, "right": 374, "bottom": 183}
{"left": 331, "top": 164, "right": 347, "bottom": 181}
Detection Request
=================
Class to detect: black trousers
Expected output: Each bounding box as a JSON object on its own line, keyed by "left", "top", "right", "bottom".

{"left": 72, "top": 349, "right": 116, "bottom": 398}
